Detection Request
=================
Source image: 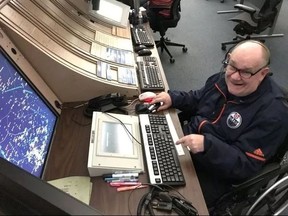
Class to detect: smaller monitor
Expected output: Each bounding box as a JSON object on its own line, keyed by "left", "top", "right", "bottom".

{"left": 88, "top": 0, "right": 130, "bottom": 28}
{"left": 87, "top": 111, "right": 144, "bottom": 176}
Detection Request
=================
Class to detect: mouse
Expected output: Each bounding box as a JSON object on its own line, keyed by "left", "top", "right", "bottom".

{"left": 138, "top": 48, "right": 152, "bottom": 56}
{"left": 135, "top": 103, "right": 150, "bottom": 114}
{"left": 134, "top": 45, "right": 146, "bottom": 52}
{"left": 139, "top": 91, "right": 156, "bottom": 102}
{"left": 147, "top": 102, "right": 162, "bottom": 113}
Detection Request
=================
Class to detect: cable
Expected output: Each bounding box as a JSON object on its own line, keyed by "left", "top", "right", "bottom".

{"left": 137, "top": 185, "right": 167, "bottom": 216}
{"left": 137, "top": 187, "right": 156, "bottom": 216}
{"left": 160, "top": 183, "right": 189, "bottom": 200}
{"left": 103, "top": 112, "right": 142, "bottom": 146}
{"left": 55, "top": 100, "right": 88, "bottom": 110}
{"left": 136, "top": 184, "right": 198, "bottom": 216}
{"left": 125, "top": 98, "right": 140, "bottom": 108}
{"left": 55, "top": 100, "right": 92, "bottom": 126}
{"left": 121, "top": 98, "right": 140, "bottom": 115}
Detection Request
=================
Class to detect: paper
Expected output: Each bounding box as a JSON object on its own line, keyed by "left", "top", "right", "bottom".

{"left": 48, "top": 176, "right": 92, "bottom": 205}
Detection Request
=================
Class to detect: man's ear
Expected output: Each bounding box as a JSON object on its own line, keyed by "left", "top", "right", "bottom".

{"left": 222, "top": 53, "right": 231, "bottom": 65}
{"left": 225, "top": 53, "right": 231, "bottom": 63}
{"left": 227, "top": 53, "right": 231, "bottom": 59}
{"left": 261, "top": 67, "right": 270, "bottom": 76}
{"left": 260, "top": 67, "right": 270, "bottom": 81}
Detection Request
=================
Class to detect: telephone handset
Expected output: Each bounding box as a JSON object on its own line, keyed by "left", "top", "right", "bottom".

{"left": 84, "top": 93, "right": 128, "bottom": 117}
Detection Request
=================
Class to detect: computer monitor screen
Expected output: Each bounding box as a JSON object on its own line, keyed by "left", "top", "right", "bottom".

{"left": 89, "top": 0, "right": 130, "bottom": 28}
{"left": 0, "top": 47, "right": 58, "bottom": 178}
{"left": 0, "top": 157, "right": 102, "bottom": 215}
{"left": 99, "top": 121, "right": 134, "bottom": 155}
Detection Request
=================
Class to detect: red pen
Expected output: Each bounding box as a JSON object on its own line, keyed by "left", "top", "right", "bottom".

{"left": 110, "top": 182, "right": 141, "bottom": 187}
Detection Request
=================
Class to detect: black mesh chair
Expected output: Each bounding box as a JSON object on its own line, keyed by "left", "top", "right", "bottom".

{"left": 147, "top": 0, "right": 187, "bottom": 63}
{"left": 207, "top": 0, "right": 237, "bottom": 3}
{"left": 219, "top": 0, "right": 238, "bottom": 3}
{"left": 221, "top": 0, "right": 284, "bottom": 50}
{"left": 210, "top": 133, "right": 288, "bottom": 215}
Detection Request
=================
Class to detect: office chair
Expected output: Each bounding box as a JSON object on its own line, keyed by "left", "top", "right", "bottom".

{"left": 220, "top": 0, "right": 238, "bottom": 3}
{"left": 221, "top": 0, "right": 284, "bottom": 50}
{"left": 210, "top": 134, "right": 288, "bottom": 215}
{"left": 147, "top": 0, "right": 187, "bottom": 63}
{"left": 206, "top": 0, "right": 237, "bottom": 3}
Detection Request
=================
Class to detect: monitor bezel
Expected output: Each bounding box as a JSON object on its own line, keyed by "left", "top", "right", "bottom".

{"left": 0, "top": 41, "right": 59, "bottom": 179}
{"left": 88, "top": 111, "right": 144, "bottom": 176}
{"left": 88, "top": 0, "right": 130, "bottom": 28}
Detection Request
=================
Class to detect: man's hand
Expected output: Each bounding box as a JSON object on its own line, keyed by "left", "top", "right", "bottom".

{"left": 176, "top": 134, "right": 205, "bottom": 154}
{"left": 150, "top": 92, "right": 172, "bottom": 111}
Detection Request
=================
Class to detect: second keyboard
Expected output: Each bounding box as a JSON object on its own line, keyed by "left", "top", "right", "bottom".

{"left": 131, "top": 25, "right": 154, "bottom": 47}
{"left": 136, "top": 56, "right": 165, "bottom": 91}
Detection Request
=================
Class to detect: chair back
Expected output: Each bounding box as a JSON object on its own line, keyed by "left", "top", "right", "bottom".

{"left": 229, "top": 0, "right": 283, "bottom": 35}
{"left": 256, "top": 0, "right": 283, "bottom": 32}
{"left": 170, "top": 0, "right": 181, "bottom": 24}
{"left": 148, "top": 0, "right": 181, "bottom": 35}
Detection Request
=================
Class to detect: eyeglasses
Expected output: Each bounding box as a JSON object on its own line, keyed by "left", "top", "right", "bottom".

{"left": 224, "top": 61, "right": 268, "bottom": 79}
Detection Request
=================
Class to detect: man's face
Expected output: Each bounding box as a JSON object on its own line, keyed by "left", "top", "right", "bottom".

{"left": 225, "top": 46, "right": 269, "bottom": 97}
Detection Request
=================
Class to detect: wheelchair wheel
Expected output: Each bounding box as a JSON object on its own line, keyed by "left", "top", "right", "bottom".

{"left": 246, "top": 175, "right": 288, "bottom": 215}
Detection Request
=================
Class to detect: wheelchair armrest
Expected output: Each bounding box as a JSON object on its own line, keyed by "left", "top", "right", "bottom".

{"left": 232, "top": 162, "right": 281, "bottom": 191}
{"left": 234, "top": 4, "right": 256, "bottom": 15}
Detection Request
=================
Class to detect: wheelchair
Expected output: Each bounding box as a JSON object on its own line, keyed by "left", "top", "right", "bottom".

{"left": 210, "top": 135, "right": 288, "bottom": 215}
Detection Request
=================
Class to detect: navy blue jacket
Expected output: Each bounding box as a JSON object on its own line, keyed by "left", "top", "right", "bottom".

{"left": 169, "top": 72, "right": 288, "bottom": 183}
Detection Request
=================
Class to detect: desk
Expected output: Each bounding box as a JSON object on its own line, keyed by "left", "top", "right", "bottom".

{"left": 44, "top": 106, "right": 208, "bottom": 215}
{"left": 43, "top": 24, "right": 208, "bottom": 216}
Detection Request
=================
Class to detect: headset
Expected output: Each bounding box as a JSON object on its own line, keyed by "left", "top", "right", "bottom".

{"left": 221, "top": 39, "right": 271, "bottom": 74}
{"left": 136, "top": 185, "right": 198, "bottom": 216}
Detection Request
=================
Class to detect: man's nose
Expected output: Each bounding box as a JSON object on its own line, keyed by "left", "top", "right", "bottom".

{"left": 231, "top": 70, "right": 242, "bottom": 80}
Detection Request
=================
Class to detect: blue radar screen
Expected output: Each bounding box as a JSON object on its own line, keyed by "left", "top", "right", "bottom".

{"left": 0, "top": 49, "right": 57, "bottom": 178}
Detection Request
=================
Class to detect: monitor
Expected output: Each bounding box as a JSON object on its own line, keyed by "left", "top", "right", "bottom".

{"left": 87, "top": 111, "right": 144, "bottom": 176}
{"left": 0, "top": 32, "right": 59, "bottom": 178}
{"left": 91, "top": 0, "right": 100, "bottom": 10}
{"left": 133, "top": 0, "right": 140, "bottom": 15}
{"left": 0, "top": 157, "right": 102, "bottom": 215}
{"left": 88, "top": 0, "right": 130, "bottom": 28}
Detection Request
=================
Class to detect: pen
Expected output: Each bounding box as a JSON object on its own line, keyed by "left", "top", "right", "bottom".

{"left": 103, "top": 173, "right": 139, "bottom": 179}
{"left": 104, "top": 177, "right": 138, "bottom": 182}
{"left": 110, "top": 182, "right": 141, "bottom": 187}
{"left": 117, "top": 185, "right": 147, "bottom": 192}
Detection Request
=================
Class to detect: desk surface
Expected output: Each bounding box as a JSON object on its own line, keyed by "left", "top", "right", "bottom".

{"left": 43, "top": 23, "right": 208, "bottom": 215}
{"left": 44, "top": 106, "right": 208, "bottom": 215}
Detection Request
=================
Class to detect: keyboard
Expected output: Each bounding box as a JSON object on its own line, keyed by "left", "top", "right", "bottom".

{"left": 136, "top": 56, "right": 165, "bottom": 91}
{"left": 131, "top": 25, "right": 154, "bottom": 48}
{"left": 139, "top": 113, "right": 186, "bottom": 186}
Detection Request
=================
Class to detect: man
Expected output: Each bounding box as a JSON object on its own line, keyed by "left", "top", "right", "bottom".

{"left": 150, "top": 40, "right": 288, "bottom": 208}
